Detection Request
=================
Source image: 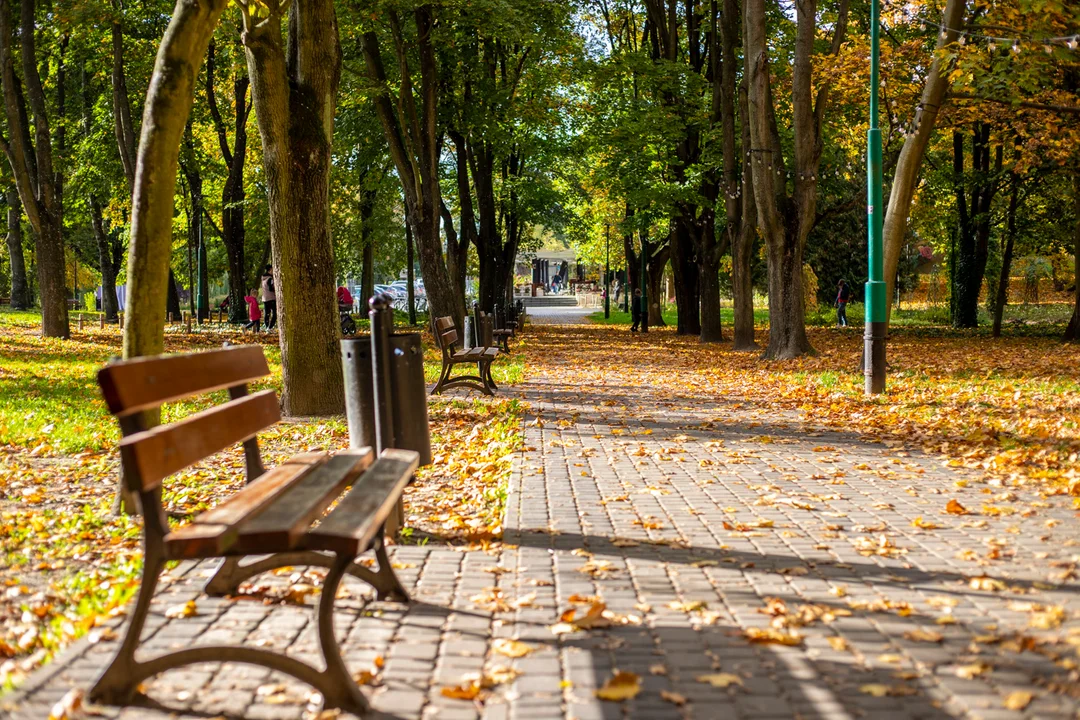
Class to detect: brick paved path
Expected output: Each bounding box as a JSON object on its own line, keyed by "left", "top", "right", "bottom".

{"left": 5, "top": 325, "right": 1078, "bottom": 720}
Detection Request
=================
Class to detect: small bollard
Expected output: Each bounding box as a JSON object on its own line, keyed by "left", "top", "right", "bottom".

{"left": 78, "top": 314, "right": 84, "bottom": 330}
{"left": 462, "top": 315, "right": 475, "bottom": 350}
{"left": 185, "top": 312, "right": 192, "bottom": 333}
{"left": 99, "top": 314, "right": 106, "bottom": 329}
{"left": 118, "top": 312, "right": 124, "bottom": 330}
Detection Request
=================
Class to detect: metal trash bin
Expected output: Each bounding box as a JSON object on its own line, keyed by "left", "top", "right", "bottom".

{"left": 341, "top": 332, "right": 432, "bottom": 466}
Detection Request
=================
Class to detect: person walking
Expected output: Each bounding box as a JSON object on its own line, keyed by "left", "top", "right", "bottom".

{"left": 630, "top": 288, "right": 643, "bottom": 331}
{"left": 835, "top": 279, "right": 851, "bottom": 327}
{"left": 260, "top": 265, "right": 277, "bottom": 331}
{"left": 243, "top": 290, "right": 262, "bottom": 333}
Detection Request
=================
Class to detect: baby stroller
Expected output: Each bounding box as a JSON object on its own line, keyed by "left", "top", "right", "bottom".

{"left": 337, "top": 286, "right": 357, "bottom": 335}
{"left": 339, "top": 303, "right": 357, "bottom": 335}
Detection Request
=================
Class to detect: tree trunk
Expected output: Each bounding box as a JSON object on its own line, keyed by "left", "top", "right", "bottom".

{"left": 121, "top": 0, "right": 227, "bottom": 362}
{"left": 745, "top": 0, "right": 844, "bottom": 358}
{"left": 671, "top": 221, "right": 700, "bottom": 335}
{"left": 698, "top": 246, "right": 722, "bottom": 342}
{"left": 991, "top": 167, "right": 1018, "bottom": 337}
{"left": 363, "top": 8, "right": 461, "bottom": 329}
{"left": 90, "top": 196, "right": 119, "bottom": 321}
{"left": 950, "top": 125, "right": 1000, "bottom": 329}
{"left": 0, "top": 0, "right": 69, "bottom": 337}
{"left": 646, "top": 246, "right": 667, "bottom": 327}
{"left": 1063, "top": 174, "right": 1080, "bottom": 342}
{"left": 4, "top": 185, "right": 29, "bottom": 308}
{"left": 243, "top": 0, "right": 344, "bottom": 416}
{"left": 882, "top": 0, "right": 966, "bottom": 322}
{"left": 359, "top": 186, "right": 376, "bottom": 307}
{"left": 730, "top": 219, "right": 757, "bottom": 350}
{"left": 206, "top": 41, "right": 250, "bottom": 324}
{"left": 406, "top": 217, "right": 416, "bottom": 325}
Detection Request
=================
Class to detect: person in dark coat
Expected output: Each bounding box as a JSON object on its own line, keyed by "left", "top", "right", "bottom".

{"left": 835, "top": 279, "right": 851, "bottom": 327}
{"left": 630, "top": 288, "right": 643, "bottom": 331}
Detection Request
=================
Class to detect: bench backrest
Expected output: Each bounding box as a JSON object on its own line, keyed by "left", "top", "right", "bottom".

{"left": 98, "top": 345, "right": 276, "bottom": 495}
{"left": 432, "top": 316, "right": 458, "bottom": 353}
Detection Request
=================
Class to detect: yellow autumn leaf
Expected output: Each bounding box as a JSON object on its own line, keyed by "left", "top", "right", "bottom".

{"left": 1003, "top": 690, "right": 1034, "bottom": 710}
{"left": 492, "top": 638, "right": 533, "bottom": 658}
{"left": 595, "top": 671, "right": 641, "bottom": 701}
{"left": 696, "top": 673, "right": 743, "bottom": 688}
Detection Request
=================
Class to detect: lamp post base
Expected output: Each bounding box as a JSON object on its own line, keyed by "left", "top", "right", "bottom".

{"left": 864, "top": 321, "right": 886, "bottom": 394}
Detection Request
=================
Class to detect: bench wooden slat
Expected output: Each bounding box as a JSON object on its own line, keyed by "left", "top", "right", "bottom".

{"left": 120, "top": 390, "right": 280, "bottom": 491}
{"left": 230, "top": 451, "right": 374, "bottom": 553}
{"left": 191, "top": 451, "right": 329, "bottom": 527}
{"left": 99, "top": 345, "right": 270, "bottom": 416}
{"left": 301, "top": 449, "right": 420, "bottom": 555}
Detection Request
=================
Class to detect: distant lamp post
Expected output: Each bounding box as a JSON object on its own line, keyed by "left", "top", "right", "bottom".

{"left": 865, "top": 0, "right": 886, "bottom": 394}
{"left": 604, "top": 224, "right": 611, "bottom": 319}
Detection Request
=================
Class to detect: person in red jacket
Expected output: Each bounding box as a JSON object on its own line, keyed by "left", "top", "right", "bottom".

{"left": 336, "top": 285, "right": 354, "bottom": 310}
{"left": 244, "top": 291, "right": 262, "bottom": 333}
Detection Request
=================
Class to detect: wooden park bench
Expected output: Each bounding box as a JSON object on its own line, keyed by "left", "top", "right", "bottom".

{"left": 474, "top": 303, "right": 513, "bottom": 354}
{"left": 89, "top": 343, "right": 419, "bottom": 716}
{"left": 430, "top": 315, "right": 499, "bottom": 396}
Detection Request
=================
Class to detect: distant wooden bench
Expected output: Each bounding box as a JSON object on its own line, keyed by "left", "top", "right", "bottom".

{"left": 430, "top": 315, "right": 499, "bottom": 396}
{"left": 89, "top": 344, "right": 419, "bottom": 716}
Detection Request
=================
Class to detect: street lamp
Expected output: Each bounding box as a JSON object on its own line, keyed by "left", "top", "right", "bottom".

{"left": 604, "top": 223, "right": 611, "bottom": 319}
{"left": 864, "top": 0, "right": 886, "bottom": 394}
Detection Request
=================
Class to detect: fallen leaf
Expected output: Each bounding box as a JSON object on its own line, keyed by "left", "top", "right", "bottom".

{"left": 661, "top": 690, "right": 687, "bottom": 705}
{"left": 492, "top": 638, "right": 533, "bottom": 658}
{"left": 595, "top": 671, "right": 641, "bottom": 701}
{"left": 696, "top": 673, "right": 743, "bottom": 688}
{"left": 1003, "top": 690, "right": 1034, "bottom": 710}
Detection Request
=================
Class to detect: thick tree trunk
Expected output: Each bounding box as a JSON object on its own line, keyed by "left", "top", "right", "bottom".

{"left": 35, "top": 217, "right": 67, "bottom": 337}
{"left": 90, "top": 197, "right": 119, "bottom": 320}
{"left": 122, "top": 0, "right": 227, "bottom": 361}
{"left": 745, "top": 0, "right": 843, "bottom": 358}
{"left": 764, "top": 225, "right": 811, "bottom": 359}
{"left": 883, "top": 0, "right": 966, "bottom": 322}
{"left": 243, "top": 0, "right": 344, "bottom": 416}
{"left": 5, "top": 186, "right": 29, "bottom": 308}
{"left": 671, "top": 221, "right": 700, "bottom": 335}
{"left": 698, "top": 252, "right": 722, "bottom": 342}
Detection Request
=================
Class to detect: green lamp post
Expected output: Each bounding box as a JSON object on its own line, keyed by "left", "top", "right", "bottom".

{"left": 864, "top": 0, "right": 886, "bottom": 394}
{"left": 604, "top": 224, "right": 611, "bottom": 319}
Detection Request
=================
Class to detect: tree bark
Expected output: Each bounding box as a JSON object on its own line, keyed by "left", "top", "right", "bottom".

{"left": 950, "top": 125, "right": 1001, "bottom": 329}
{"left": 206, "top": 40, "right": 250, "bottom": 324}
{"left": 991, "top": 165, "right": 1018, "bottom": 337}
{"left": 242, "top": 0, "right": 344, "bottom": 416}
{"left": 671, "top": 221, "right": 701, "bottom": 335}
{"left": 122, "top": 0, "right": 227, "bottom": 360}
{"left": 722, "top": 0, "right": 757, "bottom": 351}
{"left": 745, "top": 0, "right": 846, "bottom": 358}
{"left": 647, "top": 241, "right": 668, "bottom": 327}
{"left": 1063, "top": 173, "right": 1080, "bottom": 342}
{"left": 4, "top": 185, "right": 29, "bottom": 308}
{"left": 0, "top": 0, "right": 68, "bottom": 337}
{"left": 406, "top": 216, "right": 416, "bottom": 325}
{"left": 90, "top": 197, "right": 120, "bottom": 321}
